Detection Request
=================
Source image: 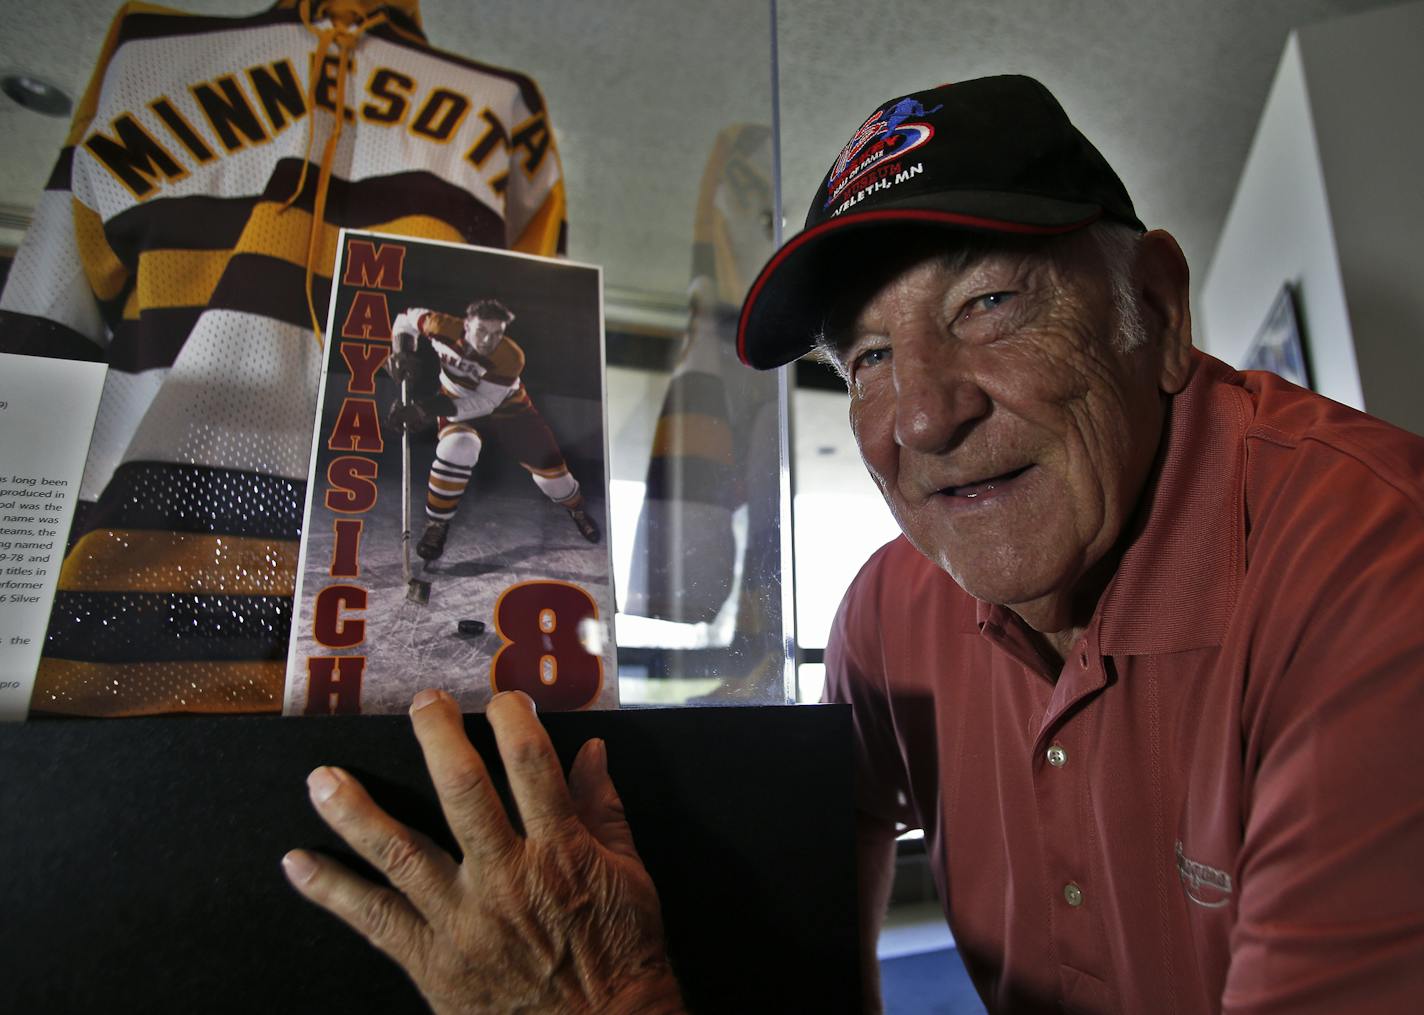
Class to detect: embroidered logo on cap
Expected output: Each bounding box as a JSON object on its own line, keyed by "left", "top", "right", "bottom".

{"left": 1175, "top": 841, "right": 1233, "bottom": 909}
{"left": 824, "top": 96, "right": 942, "bottom": 210}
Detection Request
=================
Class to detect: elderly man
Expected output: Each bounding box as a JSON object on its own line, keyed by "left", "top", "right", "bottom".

{"left": 283, "top": 76, "right": 1424, "bottom": 1013}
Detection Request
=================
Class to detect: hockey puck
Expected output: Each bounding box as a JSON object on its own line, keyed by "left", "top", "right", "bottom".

{"left": 457, "top": 620, "right": 486, "bottom": 636}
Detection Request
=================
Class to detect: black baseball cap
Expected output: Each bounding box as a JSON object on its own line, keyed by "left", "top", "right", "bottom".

{"left": 736, "top": 75, "right": 1144, "bottom": 369}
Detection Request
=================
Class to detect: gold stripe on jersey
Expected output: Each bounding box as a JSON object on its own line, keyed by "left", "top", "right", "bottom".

{"left": 135, "top": 248, "right": 231, "bottom": 310}
{"left": 31, "top": 658, "right": 284, "bottom": 716}
{"left": 233, "top": 204, "right": 469, "bottom": 274}
{"left": 652, "top": 413, "right": 736, "bottom": 465}
{"left": 59, "top": 529, "right": 300, "bottom": 596}
{"left": 236, "top": 201, "right": 341, "bottom": 270}
{"left": 110, "top": 213, "right": 490, "bottom": 326}
{"left": 74, "top": 199, "right": 129, "bottom": 302}
{"left": 102, "top": 208, "right": 501, "bottom": 330}
{"left": 513, "top": 179, "right": 566, "bottom": 255}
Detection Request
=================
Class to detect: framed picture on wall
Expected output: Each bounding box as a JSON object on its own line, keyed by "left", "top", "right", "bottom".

{"left": 1242, "top": 283, "right": 1311, "bottom": 389}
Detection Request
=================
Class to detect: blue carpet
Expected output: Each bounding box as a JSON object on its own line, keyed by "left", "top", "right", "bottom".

{"left": 880, "top": 948, "right": 986, "bottom": 1014}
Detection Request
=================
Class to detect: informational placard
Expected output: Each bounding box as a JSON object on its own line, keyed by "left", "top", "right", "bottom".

{"left": 284, "top": 231, "right": 617, "bottom": 715}
{"left": 0, "top": 353, "right": 107, "bottom": 720}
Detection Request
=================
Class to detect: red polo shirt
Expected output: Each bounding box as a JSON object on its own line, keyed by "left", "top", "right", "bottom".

{"left": 827, "top": 351, "right": 1424, "bottom": 1013}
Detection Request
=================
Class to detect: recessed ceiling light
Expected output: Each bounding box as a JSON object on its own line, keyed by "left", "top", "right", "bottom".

{"left": 2, "top": 73, "right": 73, "bottom": 118}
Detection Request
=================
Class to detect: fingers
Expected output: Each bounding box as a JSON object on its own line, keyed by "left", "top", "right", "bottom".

{"left": 305, "top": 765, "right": 458, "bottom": 921}
{"left": 282, "top": 848, "right": 434, "bottom": 973}
{"left": 486, "top": 690, "right": 579, "bottom": 840}
{"left": 569, "top": 738, "right": 642, "bottom": 862}
{"left": 408, "top": 689, "right": 519, "bottom": 864}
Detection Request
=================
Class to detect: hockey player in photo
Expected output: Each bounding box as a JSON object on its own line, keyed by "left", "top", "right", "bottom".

{"left": 385, "top": 298, "right": 601, "bottom": 560}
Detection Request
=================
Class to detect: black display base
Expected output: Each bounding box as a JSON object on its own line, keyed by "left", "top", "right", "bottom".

{"left": 0, "top": 705, "right": 858, "bottom": 1013}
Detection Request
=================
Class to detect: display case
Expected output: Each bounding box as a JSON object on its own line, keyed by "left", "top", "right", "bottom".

{"left": 0, "top": 4, "right": 857, "bottom": 1011}
{"left": 0, "top": 0, "right": 795, "bottom": 716}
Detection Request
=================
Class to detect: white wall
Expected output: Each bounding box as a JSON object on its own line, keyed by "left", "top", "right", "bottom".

{"left": 1298, "top": 1, "right": 1424, "bottom": 435}
{"left": 1202, "top": 2, "right": 1424, "bottom": 434}
{"left": 1199, "top": 35, "right": 1362, "bottom": 412}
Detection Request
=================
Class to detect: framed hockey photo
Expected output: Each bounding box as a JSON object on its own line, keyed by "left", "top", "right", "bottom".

{"left": 1242, "top": 283, "right": 1311, "bottom": 389}
{"left": 285, "top": 231, "right": 617, "bottom": 715}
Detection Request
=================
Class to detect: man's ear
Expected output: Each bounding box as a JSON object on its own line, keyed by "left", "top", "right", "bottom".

{"left": 1137, "top": 229, "right": 1194, "bottom": 394}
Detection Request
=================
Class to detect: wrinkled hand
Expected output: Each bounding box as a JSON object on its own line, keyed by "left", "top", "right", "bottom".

{"left": 282, "top": 689, "right": 684, "bottom": 1014}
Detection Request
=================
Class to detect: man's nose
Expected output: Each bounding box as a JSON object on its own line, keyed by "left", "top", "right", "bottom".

{"left": 891, "top": 337, "right": 990, "bottom": 453}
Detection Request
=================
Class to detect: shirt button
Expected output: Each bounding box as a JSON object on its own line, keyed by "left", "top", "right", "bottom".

{"left": 1064, "top": 882, "right": 1084, "bottom": 907}
{"left": 1079, "top": 652, "right": 1089, "bottom": 668}
{"left": 1047, "top": 744, "right": 1068, "bottom": 767}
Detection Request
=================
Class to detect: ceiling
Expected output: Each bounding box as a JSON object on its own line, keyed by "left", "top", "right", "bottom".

{"left": 0, "top": 0, "right": 1407, "bottom": 321}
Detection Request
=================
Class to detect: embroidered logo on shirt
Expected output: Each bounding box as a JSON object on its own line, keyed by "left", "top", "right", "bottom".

{"left": 1175, "top": 841, "right": 1233, "bottom": 909}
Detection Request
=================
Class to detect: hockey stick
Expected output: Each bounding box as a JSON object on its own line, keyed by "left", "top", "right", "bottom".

{"left": 400, "top": 376, "right": 431, "bottom": 605}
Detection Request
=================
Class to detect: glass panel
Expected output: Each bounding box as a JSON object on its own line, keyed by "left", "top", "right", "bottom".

{"left": 455, "top": 0, "right": 789, "bottom": 704}
{"left": 791, "top": 387, "right": 902, "bottom": 655}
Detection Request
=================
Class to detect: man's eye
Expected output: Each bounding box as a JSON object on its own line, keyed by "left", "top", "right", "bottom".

{"left": 962, "top": 291, "right": 1014, "bottom": 319}
{"left": 852, "top": 346, "right": 890, "bottom": 372}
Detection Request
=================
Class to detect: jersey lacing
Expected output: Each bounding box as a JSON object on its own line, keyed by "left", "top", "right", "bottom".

{"left": 282, "top": 0, "right": 389, "bottom": 344}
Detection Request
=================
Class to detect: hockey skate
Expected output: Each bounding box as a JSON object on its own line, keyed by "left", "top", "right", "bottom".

{"left": 567, "top": 506, "right": 601, "bottom": 544}
{"left": 416, "top": 519, "right": 450, "bottom": 560}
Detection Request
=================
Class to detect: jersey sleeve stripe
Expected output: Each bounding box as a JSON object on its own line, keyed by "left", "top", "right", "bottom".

{"left": 42, "top": 590, "right": 292, "bottom": 663}
{"left": 511, "top": 180, "right": 567, "bottom": 256}
{"left": 257, "top": 159, "right": 509, "bottom": 238}
{"left": 205, "top": 253, "right": 331, "bottom": 330}
{"left": 31, "top": 658, "right": 284, "bottom": 716}
{"left": 652, "top": 412, "right": 736, "bottom": 464}
{"left": 59, "top": 529, "right": 299, "bottom": 596}
{"left": 74, "top": 200, "right": 129, "bottom": 302}
{"left": 644, "top": 457, "right": 735, "bottom": 507}
{"left": 76, "top": 462, "right": 305, "bottom": 539}
{"left": 105, "top": 194, "right": 258, "bottom": 255}
{"left": 135, "top": 249, "right": 230, "bottom": 310}
{"left": 98, "top": 165, "right": 508, "bottom": 268}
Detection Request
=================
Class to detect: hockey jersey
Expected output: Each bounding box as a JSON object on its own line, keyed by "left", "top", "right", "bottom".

{"left": 393, "top": 307, "right": 524, "bottom": 420}
{"left": 0, "top": 0, "right": 567, "bottom": 715}
{"left": 628, "top": 125, "right": 778, "bottom": 627}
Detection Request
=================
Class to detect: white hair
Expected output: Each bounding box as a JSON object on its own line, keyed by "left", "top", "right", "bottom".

{"left": 1089, "top": 221, "right": 1149, "bottom": 352}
